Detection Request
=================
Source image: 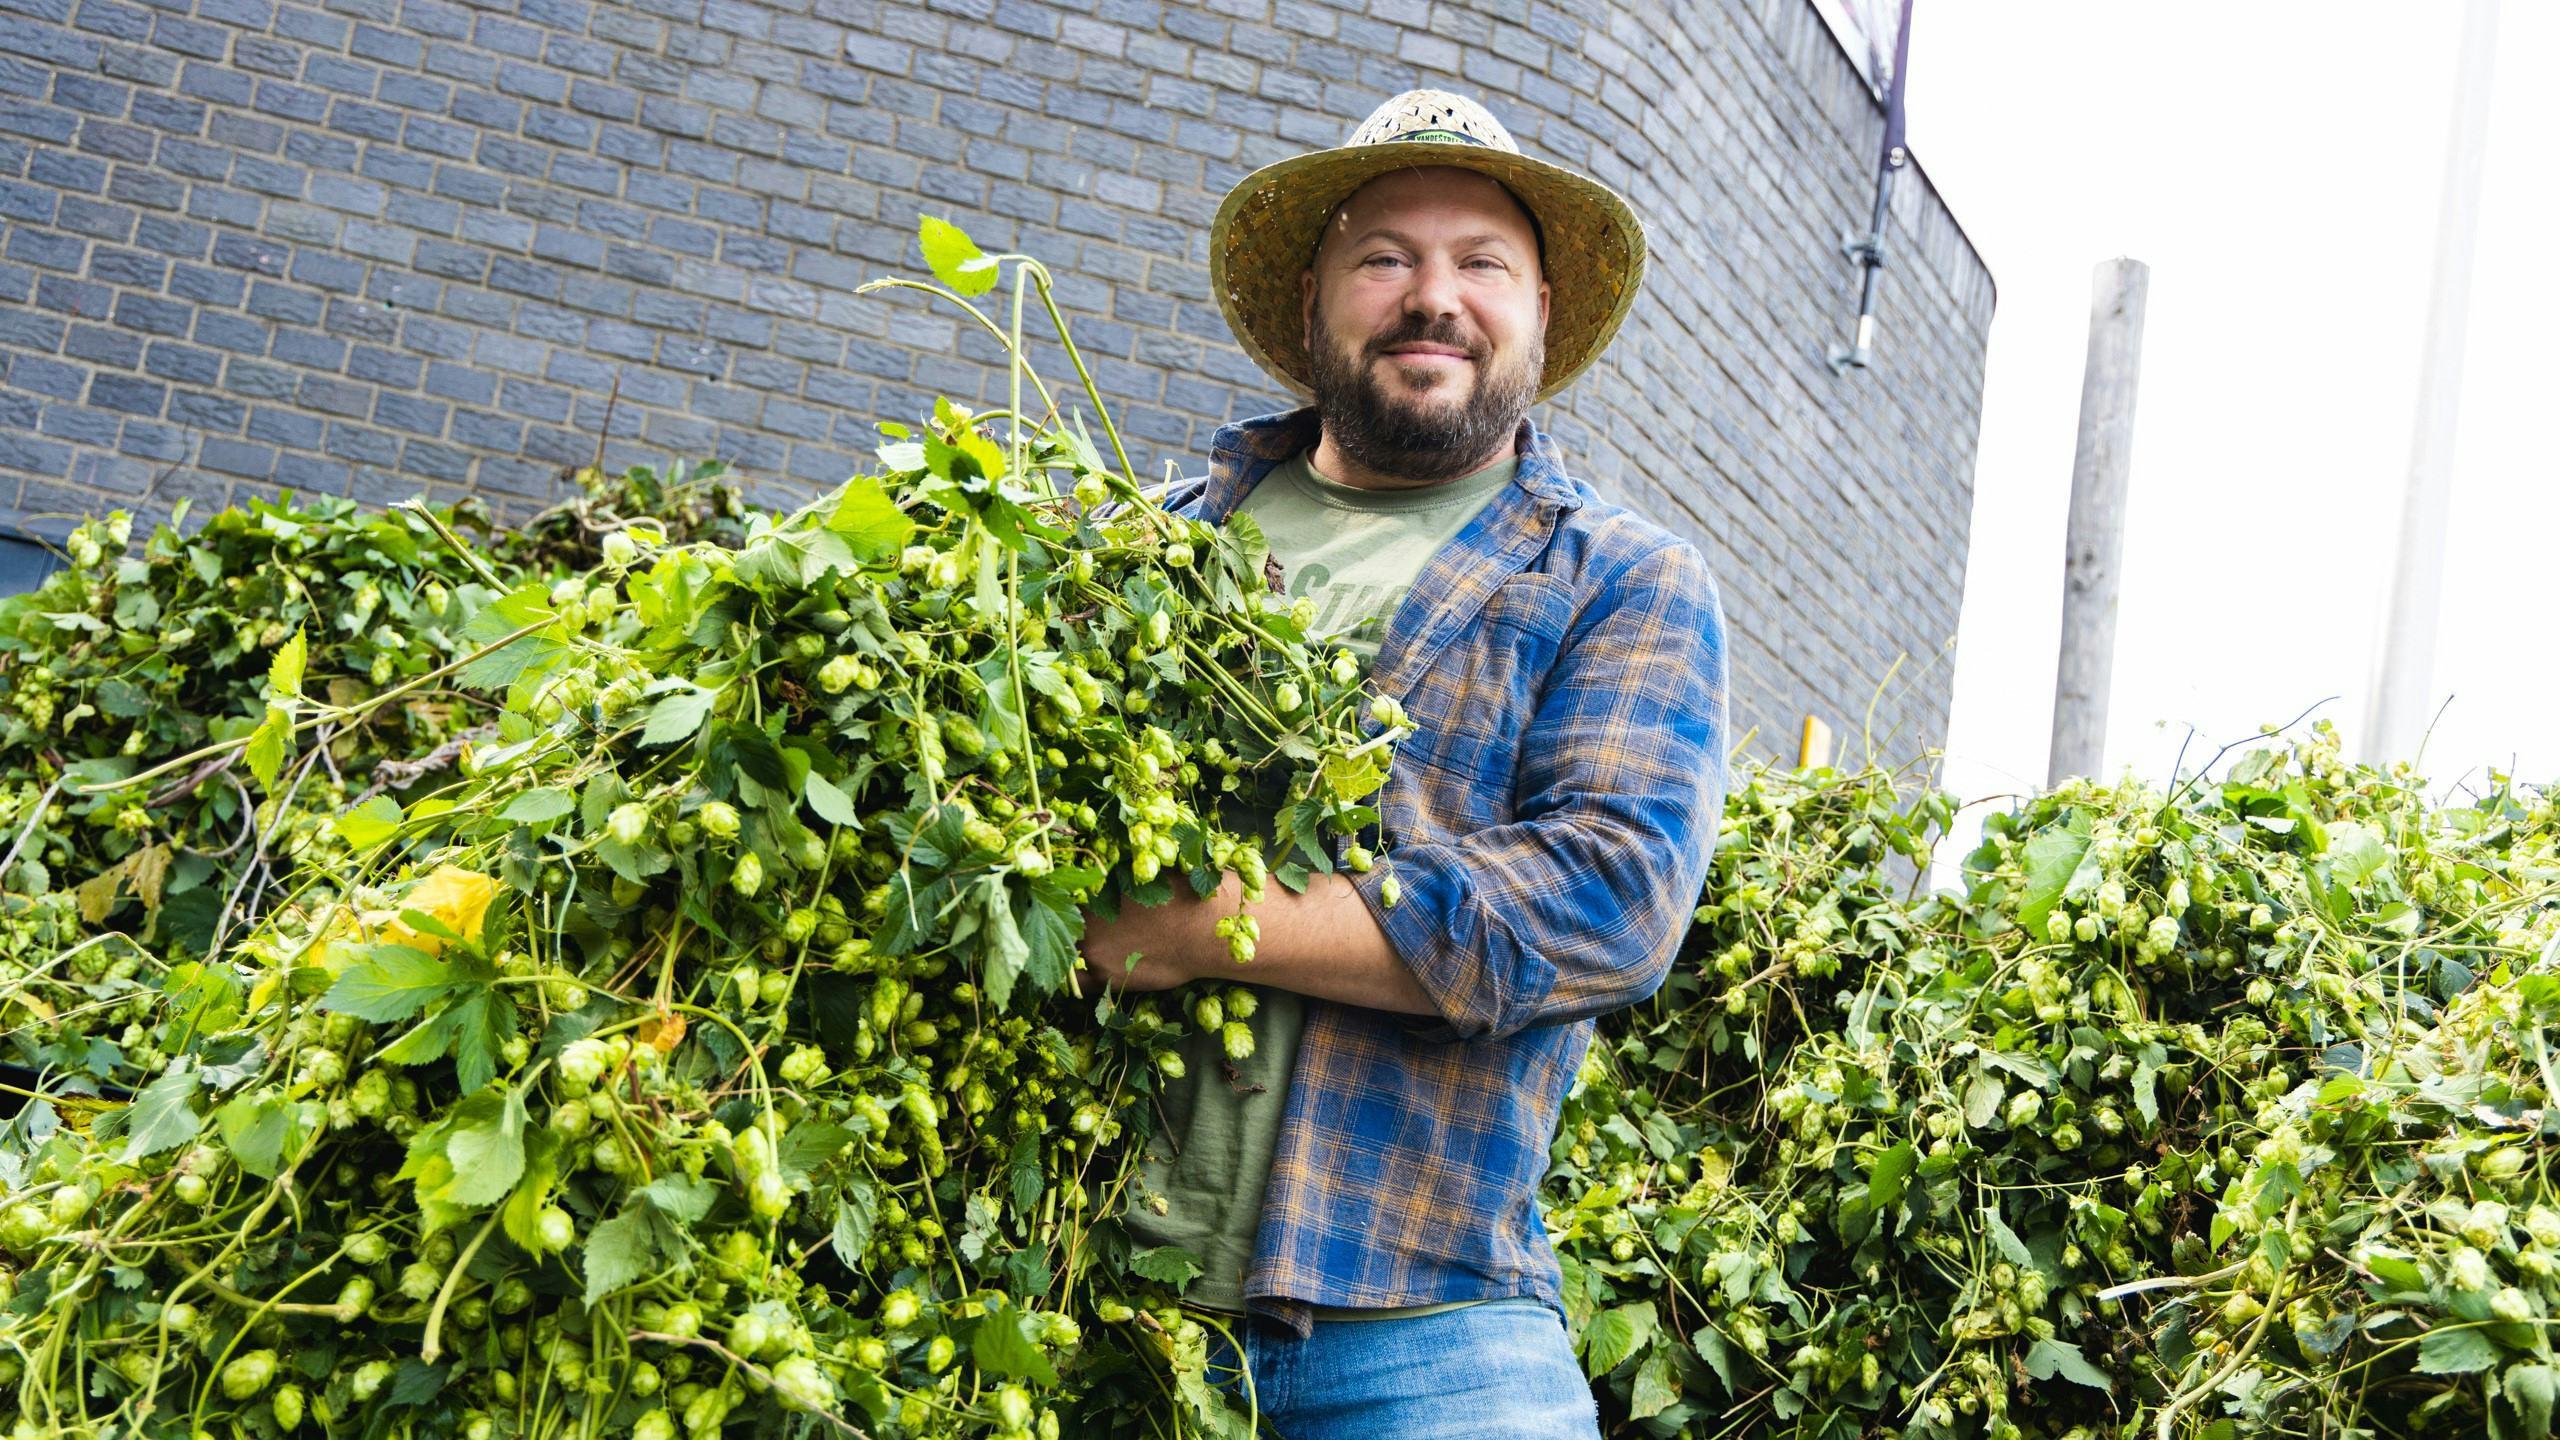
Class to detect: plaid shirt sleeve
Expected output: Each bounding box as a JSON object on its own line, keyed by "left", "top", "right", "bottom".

{"left": 1350, "top": 537, "right": 1729, "bottom": 1040}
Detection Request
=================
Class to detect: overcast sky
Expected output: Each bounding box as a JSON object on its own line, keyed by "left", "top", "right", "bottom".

{"left": 1894, "top": 2, "right": 2558, "bottom": 875}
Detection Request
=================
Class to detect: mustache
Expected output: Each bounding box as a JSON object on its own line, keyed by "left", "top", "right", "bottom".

{"left": 1362, "top": 318, "right": 1488, "bottom": 362}
{"left": 1307, "top": 300, "right": 1538, "bottom": 484}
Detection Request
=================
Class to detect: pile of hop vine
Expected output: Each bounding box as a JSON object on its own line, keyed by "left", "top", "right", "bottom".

{"left": 1548, "top": 725, "right": 2560, "bottom": 1440}
{"left": 0, "top": 495, "right": 530, "bottom": 1099}
{"left": 0, "top": 223, "right": 1407, "bottom": 1440}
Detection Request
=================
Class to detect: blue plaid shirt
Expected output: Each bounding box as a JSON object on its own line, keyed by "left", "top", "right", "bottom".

{"left": 1167, "top": 408, "right": 1730, "bottom": 1337}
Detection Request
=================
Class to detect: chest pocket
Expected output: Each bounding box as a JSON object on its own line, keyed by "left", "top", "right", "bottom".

{"left": 1398, "top": 574, "right": 1576, "bottom": 832}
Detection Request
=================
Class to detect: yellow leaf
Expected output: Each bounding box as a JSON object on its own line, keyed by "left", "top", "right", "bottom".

{"left": 1320, "top": 748, "right": 1391, "bottom": 804}
{"left": 75, "top": 856, "right": 133, "bottom": 926}
{"left": 128, "top": 843, "right": 170, "bottom": 915}
{"left": 73, "top": 843, "right": 175, "bottom": 926}
{"left": 637, "top": 1011, "right": 687, "bottom": 1054}
{"left": 386, "top": 865, "right": 501, "bottom": 956}
{"left": 309, "top": 916, "right": 371, "bottom": 977}
{"left": 51, "top": 1093, "right": 121, "bottom": 1133}
{"left": 1696, "top": 1149, "right": 1733, "bottom": 1193}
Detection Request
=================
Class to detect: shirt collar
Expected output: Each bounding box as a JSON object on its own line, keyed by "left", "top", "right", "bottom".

{"left": 1195, "top": 408, "right": 1584, "bottom": 522}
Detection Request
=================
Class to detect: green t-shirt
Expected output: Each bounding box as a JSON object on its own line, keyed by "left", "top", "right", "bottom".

{"left": 1245, "top": 447, "right": 1519, "bottom": 663}
{"left": 1121, "top": 446, "right": 1515, "bottom": 1316}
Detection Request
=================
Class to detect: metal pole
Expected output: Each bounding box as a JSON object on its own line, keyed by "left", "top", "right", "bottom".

{"left": 1827, "top": 0, "right": 1913, "bottom": 375}
{"left": 2047, "top": 258, "right": 2151, "bottom": 787}
{"left": 2365, "top": 0, "right": 2500, "bottom": 765}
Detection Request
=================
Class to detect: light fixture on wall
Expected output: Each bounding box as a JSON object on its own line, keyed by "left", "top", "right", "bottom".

{"left": 1828, "top": 0, "right": 1915, "bottom": 376}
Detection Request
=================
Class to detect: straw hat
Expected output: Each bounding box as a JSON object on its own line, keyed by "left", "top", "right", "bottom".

{"left": 1210, "top": 89, "right": 1647, "bottom": 405}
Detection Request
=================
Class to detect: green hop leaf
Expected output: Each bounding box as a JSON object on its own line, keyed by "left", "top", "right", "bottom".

{"left": 919, "top": 216, "right": 1000, "bottom": 298}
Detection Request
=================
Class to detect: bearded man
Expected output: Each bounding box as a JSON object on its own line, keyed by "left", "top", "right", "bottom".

{"left": 1078, "top": 90, "right": 1730, "bottom": 1438}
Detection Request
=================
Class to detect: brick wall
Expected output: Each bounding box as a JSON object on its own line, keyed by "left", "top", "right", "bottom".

{"left": 0, "top": 0, "right": 1991, "bottom": 762}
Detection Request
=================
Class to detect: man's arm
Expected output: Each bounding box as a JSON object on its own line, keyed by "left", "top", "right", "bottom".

{"left": 1345, "top": 539, "right": 1728, "bottom": 1040}
{"left": 1077, "top": 869, "right": 1437, "bottom": 1016}
{"left": 1081, "top": 538, "right": 1727, "bottom": 1038}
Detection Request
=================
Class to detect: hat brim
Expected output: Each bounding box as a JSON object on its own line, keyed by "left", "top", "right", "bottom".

{"left": 1210, "top": 140, "right": 1648, "bottom": 406}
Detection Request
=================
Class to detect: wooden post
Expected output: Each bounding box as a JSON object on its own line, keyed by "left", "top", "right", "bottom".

{"left": 1798, "top": 714, "right": 1834, "bottom": 771}
{"left": 2365, "top": 0, "right": 2499, "bottom": 764}
{"left": 2047, "top": 258, "right": 2150, "bottom": 787}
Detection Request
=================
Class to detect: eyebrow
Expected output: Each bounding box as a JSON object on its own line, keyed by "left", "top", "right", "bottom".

{"left": 1336, "top": 227, "right": 1525, "bottom": 256}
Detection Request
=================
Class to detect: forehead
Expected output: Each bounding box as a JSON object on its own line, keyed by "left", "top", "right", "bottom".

{"left": 1319, "top": 166, "right": 1538, "bottom": 250}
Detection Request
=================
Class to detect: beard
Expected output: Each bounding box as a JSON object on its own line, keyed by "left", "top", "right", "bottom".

{"left": 1306, "top": 305, "right": 1542, "bottom": 484}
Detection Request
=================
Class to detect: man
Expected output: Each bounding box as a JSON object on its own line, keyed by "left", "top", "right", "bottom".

{"left": 1079, "top": 90, "right": 1728, "bottom": 1438}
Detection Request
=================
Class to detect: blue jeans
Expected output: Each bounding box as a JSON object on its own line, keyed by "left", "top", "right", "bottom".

{"left": 1203, "top": 1299, "right": 1602, "bottom": 1439}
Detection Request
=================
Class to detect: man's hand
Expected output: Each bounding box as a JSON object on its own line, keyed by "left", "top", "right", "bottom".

{"left": 1078, "top": 868, "right": 1442, "bottom": 1018}
{"left": 1078, "top": 871, "right": 1238, "bottom": 993}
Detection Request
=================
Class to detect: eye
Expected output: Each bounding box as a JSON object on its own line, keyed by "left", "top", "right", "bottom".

{"left": 1361, "top": 253, "right": 1407, "bottom": 269}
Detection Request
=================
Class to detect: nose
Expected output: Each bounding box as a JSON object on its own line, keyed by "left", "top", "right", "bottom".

{"left": 1403, "top": 252, "right": 1464, "bottom": 324}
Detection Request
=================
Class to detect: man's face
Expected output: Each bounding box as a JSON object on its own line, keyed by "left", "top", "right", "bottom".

{"left": 1301, "top": 166, "right": 1550, "bottom": 482}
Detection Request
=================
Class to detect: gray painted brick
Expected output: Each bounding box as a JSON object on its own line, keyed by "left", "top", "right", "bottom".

{"left": 148, "top": 14, "right": 226, "bottom": 58}
{"left": 330, "top": 100, "right": 403, "bottom": 143}
{"left": 110, "top": 292, "right": 189, "bottom": 337}
{"left": 74, "top": 120, "right": 155, "bottom": 166}
{"left": 27, "top": 152, "right": 105, "bottom": 196}
{"left": 304, "top": 57, "right": 378, "bottom": 98}
{"left": 220, "top": 358, "right": 295, "bottom": 400}
{"left": 244, "top": 279, "right": 321, "bottom": 324}
{"left": 351, "top": 23, "right": 423, "bottom": 66}
{"left": 143, "top": 341, "right": 221, "bottom": 385}
{"left": 86, "top": 372, "right": 164, "bottom": 415}
{"left": 154, "top": 139, "right": 230, "bottom": 184}
{"left": 5, "top": 354, "right": 86, "bottom": 402}
{"left": 169, "top": 263, "right": 247, "bottom": 305}
{"left": 232, "top": 156, "right": 305, "bottom": 199}
{"left": 200, "top": 436, "right": 277, "bottom": 475}
{"left": 87, "top": 248, "right": 162, "bottom": 288}
{"left": 166, "top": 388, "right": 243, "bottom": 430}
{"left": 271, "top": 450, "right": 347, "bottom": 491}
{"left": 252, "top": 81, "right": 328, "bottom": 125}
{"left": 345, "top": 343, "right": 414, "bottom": 386}
{"left": 54, "top": 74, "right": 132, "bottom": 118}
{"left": 325, "top": 419, "right": 401, "bottom": 465}
{"left": 314, "top": 151, "right": 397, "bottom": 206}
{"left": 0, "top": 106, "right": 80, "bottom": 146}
{"left": 42, "top": 403, "right": 123, "bottom": 446}
{"left": 422, "top": 42, "right": 492, "bottom": 84}
{"left": 0, "top": 308, "right": 69, "bottom": 350}
{"left": 229, "top": 37, "right": 299, "bottom": 81}
{"left": 400, "top": 314, "right": 472, "bottom": 359}
{"left": 373, "top": 390, "right": 446, "bottom": 434}
{"left": 0, "top": 427, "right": 75, "bottom": 474}
{"left": 429, "top": 164, "right": 502, "bottom": 206}
{"left": 193, "top": 311, "right": 269, "bottom": 353}
{"left": 287, "top": 249, "right": 364, "bottom": 292}
{"left": 56, "top": 194, "right": 135, "bottom": 239}
{"left": 245, "top": 403, "right": 320, "bottom": 448}
{"left": 270, "top": 329, "right": 344, "bottom": 368}
{"left": 274, "top": 7, "right": 349, "bottom": 49}
{"left": 471, "top": 14, "right": 543, "bottom": 59}
{"left": 283, "top": 131, "right": 359, "bottom": 176}
{"left": 377, "top": 72, "right": 449, "bottom": 112}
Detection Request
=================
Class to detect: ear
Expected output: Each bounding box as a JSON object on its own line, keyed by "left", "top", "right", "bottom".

{"left": 1538, "top": 278, "right": 1550, "bottom": 332}
{"left": 1300, "top": 269, "right": 1317, "bottom": 349}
